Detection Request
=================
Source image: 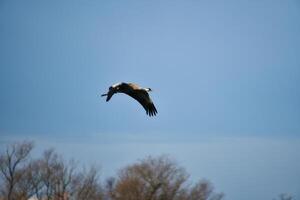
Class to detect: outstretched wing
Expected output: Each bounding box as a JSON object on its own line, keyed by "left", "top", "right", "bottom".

{"left": 126, "top": 90, "right": 157, "bottom": 116}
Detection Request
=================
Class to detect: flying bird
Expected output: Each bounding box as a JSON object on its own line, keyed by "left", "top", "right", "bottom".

{"left": 101, "top": 82, "right": 158, "bottom": 116}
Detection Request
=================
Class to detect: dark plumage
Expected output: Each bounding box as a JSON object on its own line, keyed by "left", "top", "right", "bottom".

{"left": 101, "top": 82, "right": 157, "bottom": 117}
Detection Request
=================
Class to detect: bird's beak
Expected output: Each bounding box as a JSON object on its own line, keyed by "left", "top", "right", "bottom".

{"left": 101, "top": 93, "right": 107, "bottom": 97}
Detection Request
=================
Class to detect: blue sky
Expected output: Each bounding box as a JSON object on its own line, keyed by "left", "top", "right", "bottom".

{"left": 0, "top": 0, "right": 300, "bottom": 199}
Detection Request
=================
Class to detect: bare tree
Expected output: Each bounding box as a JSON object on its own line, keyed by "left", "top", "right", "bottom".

{"left": 0, "top": 141, "right": 34, "bottom": 200}
{"left": 188, "top": 180, "right": 224, "bottom": 200}
{"left": 106, "top": 156, "right": 223, "bottom": 200}
{"left": 108, "top": 156, "right": 186, "bottom": 200}
{"left": 36, "top": 149, "right": 104, "bottom": 200}
{"left": 10, "top": 159, "right": 44, "bottom": 200}
{"left": 36, "top": 149, "right": 78, "bottom": 200}
{"left": 72, "top": 166, "right": 103, "bottom": 200}
{"left": 273, "top": 193, "right": 294, "bottom": 200}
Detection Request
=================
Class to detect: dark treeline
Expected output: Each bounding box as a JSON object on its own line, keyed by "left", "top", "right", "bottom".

{"left": 0, "top": 141, "right": 295, "bottom": 200}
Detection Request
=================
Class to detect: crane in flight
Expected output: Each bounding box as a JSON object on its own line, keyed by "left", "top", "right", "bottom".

{"left": 101, "top": 82, "right": 158, "bottom": 117}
